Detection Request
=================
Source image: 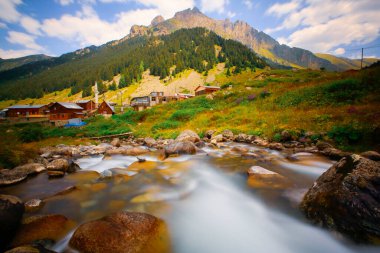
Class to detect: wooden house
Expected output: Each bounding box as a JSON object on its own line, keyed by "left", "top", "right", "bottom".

{"left": 98, "top": 101, "right": 115, "bottom": 115}
{"left": 130, "top": 92, "right": 167, "bottom": 111}
{"left": 5, "top": 105, "right": 48, "bottom": 118}
{"left": 176, "top": 93, "right": 195, "bottom": 100}
{"left": 76, "top": 100, "right": 96, "bottom": 112}
{"left": 194, "top": 85, "right": 221, "bottom": 96}
{"left": 48, "top": 102, "right": 84, "bottom": 123}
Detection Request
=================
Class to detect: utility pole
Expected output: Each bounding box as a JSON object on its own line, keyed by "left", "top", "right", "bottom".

{"left": 360, "top": 48, "right": 364, "bottom": 70}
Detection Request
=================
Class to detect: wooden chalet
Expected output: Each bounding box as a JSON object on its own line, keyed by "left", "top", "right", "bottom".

{"left": 76, "top": 100, "right": 96, "bottom": 111}
{"left": 48, "top": 102, "right": 84, "bottom": 123}
{"left": 5, "top": 105, "right": 48, "bottom": 118}
{"left": 98, "top": 101, "right": 115, "bottom": 115}
{"left": 194, "top": 85, "right": 221, "bottom": 96}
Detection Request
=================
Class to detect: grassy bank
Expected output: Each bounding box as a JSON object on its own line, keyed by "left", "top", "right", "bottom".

{"left": 1, "top": 66, "right": 379, "bottom": 169}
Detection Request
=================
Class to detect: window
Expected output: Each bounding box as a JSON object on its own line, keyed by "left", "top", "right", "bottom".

{"left": 151, "top": 97, "right": 156, "bottom": 102}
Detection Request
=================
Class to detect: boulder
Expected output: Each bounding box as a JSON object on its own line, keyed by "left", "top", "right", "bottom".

{"left": 47, "top": 171, "right": 65, "bottom": 178}
{"left": 316, "top": 141, "right": 333, "bottom": 151}
{"left": 320, "top": 148, "right": 351, "bottom": 160}
{"left": 164, "top": 141, "right": 197, "bottom": 158}
{"left": 24, "top": 199, "right": 43, "bottom": 213}
{"left": 210, "top": 134, "right": 224, "bottom": 144}
{"left": 234, "top": 133, "right": 248, "bottom": 143}
{"left": 195, "top": 141, "right": 206, "bottom": 148}
{"left": 0, "top": 163, "right": 46, "bottom": 186}
{"left": 124, "top": 147, "right": 149, "bottom": 156}
{"left": 300, "top": 155, "right": 380, "bottom": 243}
{"left": 231, "top": 146, "right": 249, "bottom": 153}
{"left": 222, "top": 129, "right": 234, "bottom": 140}
{"left": 12, "top": 214, "right": 75, "bottom": 247}
{"left": 247, "top": 166, "right": 291, "bottom": 189}
{"left": 144, "top": 137, "right": 156, "bottom": 148}
{"left": 205, "top": 130, "right": 215, "bottom": 139}
{"left": 110, "top": 138, "right": 121, "bottom": 147}
{"left": 360, "top": 151, "right": 380, "bottom": 161}
{"left": 253, "top": 137, "right": 269, "bottom": 147}
{"left": 175, "top": 130, "right": 200, "bottom": 143}
{"left": 69, "top": 211, "right": 171, "bottom": 253}
{"left": 67, "top": 161, "right": 80, "bottom": 173}
{"left": 0, "top": 195, "right": 24, "bottom": 251}
{"left": 281, "top": 130, "right": 292, "bottom": 142}
{"left": 4, "top": 245, "right": 57, "bottom": 253}
{"left": 268, "top": 142, "right": 284, "bottom": 151}
{"left": 47, "top": 159, "right": 69, "bottom": 172}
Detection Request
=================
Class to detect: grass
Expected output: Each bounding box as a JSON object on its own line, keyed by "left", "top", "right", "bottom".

{"left": 1, "top": 66, "right": 379, "bottom": 168}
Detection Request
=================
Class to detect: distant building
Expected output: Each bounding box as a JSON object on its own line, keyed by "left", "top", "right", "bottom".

{"left": 3, "top": 104, "right": 49, "bottom": 124}
{"left": 97, "top": 101, "right": 115, "bottom": 115}
{"left": 76, "top": 100, "right": 96, "bottom": 112}
{"left": 48, "top": 102, "right": 84, "bottom": 125}
{"left": 194, "top": 85, "right": 221, "bottom": 96}
{"left": 131, "top": 92, "right": 169, "bottom": 111}
{"left": 176, "top": 93, "right": 195, "bottom": 100}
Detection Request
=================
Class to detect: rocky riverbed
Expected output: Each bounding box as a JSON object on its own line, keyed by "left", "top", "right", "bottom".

{"left": 0, "top": 130, "right": 379, "bottom": 252}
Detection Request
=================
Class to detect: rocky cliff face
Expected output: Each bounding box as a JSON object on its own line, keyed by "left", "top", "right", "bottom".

{"left": 123, "top": 8, "right": 336, "bottom": 70}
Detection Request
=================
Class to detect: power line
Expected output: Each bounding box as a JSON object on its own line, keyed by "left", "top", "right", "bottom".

{"left": 344, "top": 44, "right": 380, "bottom": 52}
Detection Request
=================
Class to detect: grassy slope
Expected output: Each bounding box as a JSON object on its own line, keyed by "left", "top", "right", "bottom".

{"left": 1, "top": 66, "right": 379, "bottom": 169}
{"left": 316, "top": 53, "right": 378, "bottom": 70}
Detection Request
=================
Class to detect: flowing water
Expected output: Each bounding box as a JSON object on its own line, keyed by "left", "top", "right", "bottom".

{"left": 1, "top": 142, "right": 379, "bottom": 253}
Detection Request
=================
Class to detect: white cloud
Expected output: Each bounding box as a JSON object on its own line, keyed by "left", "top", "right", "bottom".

{"left": 266, "top": 0, "right": 300, "bottom": 17}
{"left": 6, "top": 31, "right": 44, "bottom": 51}
{"left": 266, "top": 0, "right": 380, "bottom": 53}
{"left": 57, "top": 0, "right": 74, "bottom": 5}
{"left": 243, "top": 0, "right": 253, "bottom": 10}
{"left": 0, "top": 0, "right": 22, "bottom": 23}
{"left": 200, "top": 0, "right": 229, "bottom": 14}
{"left": 20, "top": 16, "right": 41, "bottom": 35}
{"left": 333, "top": 47, "right": 345, "bottom": 55}
{"left": 227, "top": 11, "right": 236, "bottom": 18}
{"left": 0, "top": 48, "right": 43, "bottom": 59}
{"left": 0, "top": 22, "right": 7, "bottom": 29}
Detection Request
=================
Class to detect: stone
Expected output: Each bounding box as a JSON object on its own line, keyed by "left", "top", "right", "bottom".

{"left": 210, "top": 134, "right": 224, "bottom": 144}
{"left": 360, "top": 151, "right": 380, "bottom": 161}
{"left": 69, "top": 211, "right": 171, "bottom": 253}
{"left": 300, "top": 155, "right": 380, "bottom": 243}
{"left": 231, "top": 146, "right": 249, "bottom": 153}
{"left": 110, "top": 138, "right": 121, "bottom": 147}
{"left": 4, "top": 245, "right": 57, "bottom": 253}
{"left": 281, "top": 130, "right": 292, "bottom": 142}
{"left": 12, "top": 215, "right": 75, "bottom": 247}
{"left": 47, "top": 159, "right": 69, "bottom": 172}
{"left": 144, "top": 137, "right": 156, "bottom": 148}
{"left": 205, "top": 130, "right": 215, "bottom": 139}
{"left": 234, "top": 133, "right": 248, "bottom": 142}
{"left": 222, "top": 129, "right": 234, "bottom": 140}
{"left": 0, "top": 163, "right": 45, "bottom": 186}
{"left": 175, "top": 130, "right": 200, "bottom": 143}
{"left": 25, "top": 199, "right": 43, "bottom": 212}
{"left": 253, "top": 137, "right": 269, "bottom": 147}
{"left": 195, "top": 141, "right": 206, "bottom": 148}
{"left": 124, "top": 147, "right": 149, "bottom": 156}
{"left": 316, "top": 141, "right": 333, "bottom": 151}
{"left": 247, "top": 166, "right": 291, "bottom": 189}
{"left": 268, "top": 142, "right": 284, "bottom": 151}
{"left": 164, "top": 141, "right": 197, "bottom": 158}
{"left": 47, "top": 171, "right": 65, "bottom": 178}
{"left": 320, "top": 148, "right": 351, "bottom": 160}
{"left": 67, "top": 161, "right": 80, "bottom": 173}
{"left": 0, "top": 195, "right": 24, "bottom": 251}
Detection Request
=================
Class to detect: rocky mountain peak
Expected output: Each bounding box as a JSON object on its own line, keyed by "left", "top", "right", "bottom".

{"left": 151, "top": 15, "right": 165, "bottom": 26}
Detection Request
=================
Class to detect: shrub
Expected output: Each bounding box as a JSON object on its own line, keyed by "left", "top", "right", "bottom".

{"left": 327, "top": 125, "right": 362, "bottom": 145}
{"left": 170, "top": 108, "right": 200, "bottom": 122}
{"left": 259, "top": 90, "right": 271, "bottom": 99}
{"left": 19, "top": 124, "right": 45, "bottom": 142}
{"left": 273, "top": 133, "right": 282, "bottom": 142}
{"left": 152, "top": 120, "right": 181, "bottom": 131}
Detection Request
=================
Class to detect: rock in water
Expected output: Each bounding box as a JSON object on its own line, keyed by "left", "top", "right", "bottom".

{"left": 360, "top": 151, "right": 380, "bottom": 161}
{"left": 164, "top": 141, "right": 197, "bottom": 158}
{"left": 247, "top": 166, "right": 291, "bottom": 189}
{"left": 0, "top": 163, "right": 46, "bottom": 186}
{"left": 11, "top": 214, "right": 75, "bottom": 247}
{"left": 0, "top": 195, "right": 24, "bottom": 251}
{"left": 300, "top": 154, "right": 380, "bottom": 243}
{"left": 110, "top": 138, "right": 121, "bottom": 147}
{"left": 175, "top": 130, "right": 200, "bottom": 143}
{"left": 69, "top": 211, "right": 171, "bottom": 253}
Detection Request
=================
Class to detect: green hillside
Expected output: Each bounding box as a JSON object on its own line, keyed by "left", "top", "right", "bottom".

{"left": 0, "top": 28, "right": 265, "bottom": 100}
{"left": 316, "top": 53, "right": 378, "bottom": 71}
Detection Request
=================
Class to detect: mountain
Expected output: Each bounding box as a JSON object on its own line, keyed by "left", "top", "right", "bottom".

{"left": 0, "top": 28, "right": 265, "bottom": 100}
{"left": 315, "top": 53, "right": 378, "bottom": 71}
{"left": 123, "top": 8, "right": 337, "bottom": 70}
{"left": 0, "top": 54, "right": 51, "bottom": 72}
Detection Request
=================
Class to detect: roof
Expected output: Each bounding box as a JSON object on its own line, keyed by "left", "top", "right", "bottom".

{"left": 55, "top": 102, "right": 84, "bottom": 110}
{"left": 105, "top": 102, "right": 115, "bottom": 113}
{"left": 177, "top": 93, "right": 195, "bottom": 97}
{"left": 76, "top": 100, "right": 93, "bottom": 103}
{"left": 7, "top": 104, "right": 46, "bottom": 109}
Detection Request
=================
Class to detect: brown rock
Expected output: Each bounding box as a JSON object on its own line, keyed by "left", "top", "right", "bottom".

{"left": 247, "top": 166, "right": 291, "bottom": 189}
{"left": 0, "top": 195, "right": 24, "bottom": 251}
{"left": 164, "top": 141, "right": 197, "bottom": 158}
{"left": 205, "top": 130, "right": 215, "bottom": 139}
{"left": 360, "top": 151, "right": 380, "bottom": 161}
{"left": 300, "top": 155, "right": 380, "bottom": 243}
{"left": 12, "top": 215, "right": 75, "bottom": 247}
{"left": 175, "top": 130, "right": 200, "bottom": 143}
{"left": 231, "top": 146, "right": 249, "bottom": 153}
{"left": 222, "top": 129, "right": 234, "bottom": 140}
{"left": 0, "top": 163, "right": 45, "bottom": 186}
{"left": 25, "top": 199, "right": 43, "bottom": 212}
{"left": 124, "top": 147, "right": 149, "bottom": 156}
{"left": 47, "top": 159, "right": 69, "bottom": 172}
{"left": 268, "top": 142, "right": 284, "bottom": 151}
{"left": 144, "top": 137, "right": 156, "bottom": 148}
{"left": 69, "top": 211, "right": 171, "bottom": 253}
{"left": 110, "top": 138, "right": 121, "bottom": 147}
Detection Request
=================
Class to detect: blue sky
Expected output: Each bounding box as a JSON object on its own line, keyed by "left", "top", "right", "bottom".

{"left": 0, "top": 0, "right": 379, "bottom": 59}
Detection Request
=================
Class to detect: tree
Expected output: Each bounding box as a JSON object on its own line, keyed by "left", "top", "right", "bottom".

{"left": 98, "top": 81, "right": 107, "bottom": 94}
{"left": 226, "top": 68, "right": 231, "bottom": 76}
{"left": 119, "top": 75, "right": 127, "bottom": 88}
{"left": 109, "top": 80, "right": 117, "bottom": 91}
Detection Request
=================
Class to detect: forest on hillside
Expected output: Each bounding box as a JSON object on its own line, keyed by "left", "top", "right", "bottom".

{"left": 0, "top": 28, "right": 266, "bottom": 100}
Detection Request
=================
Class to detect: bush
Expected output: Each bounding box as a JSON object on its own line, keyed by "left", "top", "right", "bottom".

{"left": 170, "top": 108, "right": 200, "bottom": 122}
{"left": 152, "top": 120, "right": 181, "bottom": 131}
{"left": 19, "top": 124, "right": 45, "bottom": 142}
{"left": 327, "top": 125, "right": 362, "bottom": 145}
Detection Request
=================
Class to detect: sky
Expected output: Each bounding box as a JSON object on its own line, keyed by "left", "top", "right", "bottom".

{"left": 0, "top": 0, "right": 379, "bottom": 60}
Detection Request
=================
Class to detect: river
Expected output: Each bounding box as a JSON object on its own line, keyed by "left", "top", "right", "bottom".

{"left": 1, "top": 142, "right": 378, "bottom": 253}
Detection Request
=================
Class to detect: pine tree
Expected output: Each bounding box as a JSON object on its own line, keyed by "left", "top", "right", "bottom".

{"left": 109, "top": 80, "right": 117, "bottom": 91}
